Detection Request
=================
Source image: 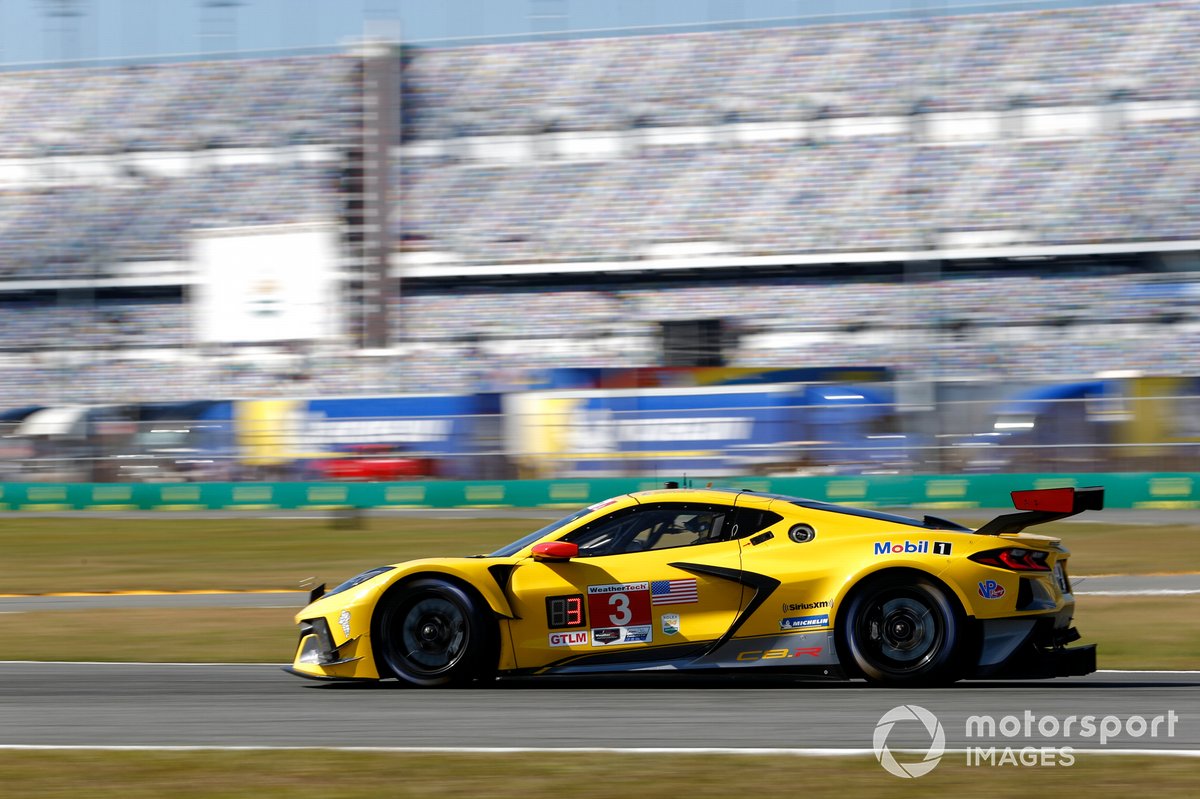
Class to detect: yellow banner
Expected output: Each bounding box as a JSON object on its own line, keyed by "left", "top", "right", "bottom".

{"left": 235, "top": 399, "right": 300, "bottom": 466}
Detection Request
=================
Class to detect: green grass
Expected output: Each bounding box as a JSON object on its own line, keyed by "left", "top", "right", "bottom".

{"left": 0, "top": 516, "right": 532, "bottom": 593}
{"left": 1, "top": 752, "right": 1197, "bottom": 799}
{"left": 1043, "top": 522, "right": 1200, "bottom": 575}
{"left": 0, "top": 607, "right": 295, "bottom": 663}
{"left": 1076, "top": 595, "right": 1200, "bottom": 670}
{"left": 0, "top": 516, "right": 1194, "bottom": 595}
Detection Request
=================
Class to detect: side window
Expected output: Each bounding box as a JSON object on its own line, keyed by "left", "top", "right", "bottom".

{"left": 731, "top": 508, "right": 784, "bottom": 539}
{"left": 627, "top": 508, "right": 728, "bottom": 552}
{"left": 562, "top": 503, "right": 736, "bottom": 556}
{"left": 561, "top": 506, "right": 646, "bottom": 557}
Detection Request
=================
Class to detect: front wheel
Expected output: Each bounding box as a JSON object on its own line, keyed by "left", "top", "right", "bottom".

{"left": 841, "top": 574, "right": 963, "bottom": 686}
{"left": 374, "top": 578, "right": 495, "bottom": 687}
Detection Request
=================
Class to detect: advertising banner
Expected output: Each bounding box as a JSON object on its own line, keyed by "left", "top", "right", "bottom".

{"left": 504, "top": 385, "right": 804, "bottom": 477}
{"left": 234, "top": 394, "right": 500, "bottom": 478}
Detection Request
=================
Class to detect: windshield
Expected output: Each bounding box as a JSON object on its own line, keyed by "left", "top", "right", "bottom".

{"left": 487, "top": 507, "right": 595, "bottom": 557}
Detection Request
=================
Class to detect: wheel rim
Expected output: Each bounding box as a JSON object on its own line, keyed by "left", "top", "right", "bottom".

{"left": 395, "top": 596, "right": 468, "bottom": 675}
{"left": 856, "top": 588, "right": 944, "bottom": 674}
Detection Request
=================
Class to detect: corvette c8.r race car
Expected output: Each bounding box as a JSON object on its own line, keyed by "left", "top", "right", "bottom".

{"left": 285, "top": 485, "right": 1101, "bottom": 687}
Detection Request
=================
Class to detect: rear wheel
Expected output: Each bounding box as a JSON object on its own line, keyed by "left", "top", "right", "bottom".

{"left": 842, "top": 574, "right": 963, "bottom": 686}
{"left": 374, "top": 578, "right": 495, "bottom": 687}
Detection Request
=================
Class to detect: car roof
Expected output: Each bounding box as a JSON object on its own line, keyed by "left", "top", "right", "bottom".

{"left": 628, "top": 487, "right": 972, "bottom": 532}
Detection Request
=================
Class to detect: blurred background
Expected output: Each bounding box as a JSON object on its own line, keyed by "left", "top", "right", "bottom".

{"left": 1, "top": 0, "right": 1199, "bottom": 483}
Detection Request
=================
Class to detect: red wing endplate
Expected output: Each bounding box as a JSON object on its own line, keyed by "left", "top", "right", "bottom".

{"left": 975, "top": 486, "right": 1104, "bottom": 536}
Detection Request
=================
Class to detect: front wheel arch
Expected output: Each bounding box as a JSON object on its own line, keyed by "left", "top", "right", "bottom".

{"left": 834, "top": 568, "right": 969, "bottom": 686}
{"left": 370, "top": 572, "right": 500, "bottom": 686}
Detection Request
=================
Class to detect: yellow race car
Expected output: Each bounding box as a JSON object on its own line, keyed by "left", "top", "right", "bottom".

{"left": 285, "top": 485, "right": 1100, "bottom": 687}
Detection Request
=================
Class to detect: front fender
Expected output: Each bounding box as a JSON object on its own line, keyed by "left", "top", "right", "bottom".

{"left": 291, "top": 557, "right": 520, "bottom": 681}
{"left": 379, "top": 558, "right": 519, "bottom": 620}
{"left": 298, "top": 557, "right": 518, "bottom": 625}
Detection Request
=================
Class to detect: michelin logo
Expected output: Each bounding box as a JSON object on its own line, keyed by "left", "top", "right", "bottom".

{"left": 780, "top": 614, "right": 829, "bottom": 630}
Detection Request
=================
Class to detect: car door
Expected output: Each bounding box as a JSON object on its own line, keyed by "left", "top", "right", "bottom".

{"left": 503, "top": 501, "right": 746, "bottom": 672}
{"left": 710, "top": 495, "right": 840, "bottom": 668}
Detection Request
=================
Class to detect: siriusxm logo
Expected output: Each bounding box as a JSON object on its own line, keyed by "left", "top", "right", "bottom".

{"left": 874, "top": 541, "right": 930, "bottom": 556}
{"left": 782, "top": 600, "right": 830, "bottom": 613}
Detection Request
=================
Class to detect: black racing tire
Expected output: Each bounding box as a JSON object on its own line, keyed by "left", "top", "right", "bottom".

{"left": 373, "top": 578, "right": 496, "bottom": 687}
{"left": 841, "top": 573, "right": 964, "bottom": 687}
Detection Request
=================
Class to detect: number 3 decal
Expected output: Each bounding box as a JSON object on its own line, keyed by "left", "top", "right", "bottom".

{"left": 587, "top": 582, "right": 652, "bottom": 630}
{"left": 608, "top": 593, "right": 632, "bottom": 626}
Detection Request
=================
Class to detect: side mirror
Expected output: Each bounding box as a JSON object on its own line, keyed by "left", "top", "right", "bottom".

{"left": 532, "top": 541, "right": 578, "bottom": 562}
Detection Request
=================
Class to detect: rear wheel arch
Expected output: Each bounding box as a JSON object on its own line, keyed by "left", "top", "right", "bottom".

{"left": 834, "top": 563, "right": 973, "bottom": 616}
{"left": 834, "top": 567, "right": 971, "bottom": 686}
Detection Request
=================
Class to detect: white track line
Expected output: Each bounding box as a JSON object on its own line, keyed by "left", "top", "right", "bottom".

{"left": 0, "top": 745, "right": 1197, "bottom": 757}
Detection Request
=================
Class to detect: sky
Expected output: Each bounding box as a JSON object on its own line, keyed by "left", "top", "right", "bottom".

{"left": 0, "top": 0, "right": 1153, "bottom": 65}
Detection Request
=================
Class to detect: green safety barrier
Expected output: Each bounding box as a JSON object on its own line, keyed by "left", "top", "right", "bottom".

{"left": 0, "top": 474, "right": 1199, "bottom": 511}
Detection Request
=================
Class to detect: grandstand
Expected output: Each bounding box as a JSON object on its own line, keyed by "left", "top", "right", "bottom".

{"left": 1, "top": 1, "right": 1200, "bottom": 406}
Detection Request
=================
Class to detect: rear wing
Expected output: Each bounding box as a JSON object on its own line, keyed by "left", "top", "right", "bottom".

{"left": 975, "top": 486, "right": 1104, "bottom": 536}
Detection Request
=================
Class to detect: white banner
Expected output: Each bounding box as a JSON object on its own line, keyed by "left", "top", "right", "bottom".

{"left": 193, "top": 226, "right": 340, "bottom": 344}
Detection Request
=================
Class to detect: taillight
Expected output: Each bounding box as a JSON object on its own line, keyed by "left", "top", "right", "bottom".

{"left": 969, "top": 547, "right": 1051, "bottom": 572}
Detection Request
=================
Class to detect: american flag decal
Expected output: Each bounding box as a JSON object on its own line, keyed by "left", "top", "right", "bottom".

{"left": 651, "top": 578, "right": 698, "bottom": 605}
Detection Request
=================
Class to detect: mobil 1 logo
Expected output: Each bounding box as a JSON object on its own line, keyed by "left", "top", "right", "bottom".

{"left": 874, "top": 540, "right": 952, "bottom": 556}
